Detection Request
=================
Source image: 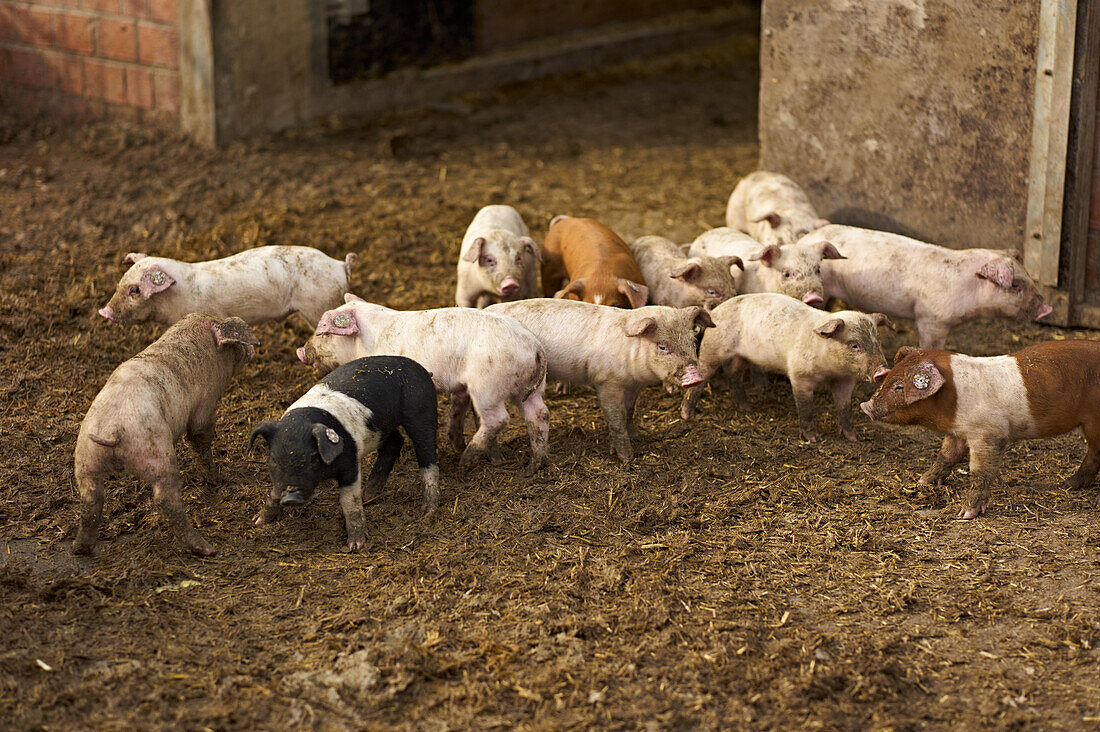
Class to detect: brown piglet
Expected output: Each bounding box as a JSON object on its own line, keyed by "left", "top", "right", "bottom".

{"left": 861, "top": 340, "right": 1100, "bottom": 519}
{"left": 541, "top": 215, "right": 649, "bottom": 308}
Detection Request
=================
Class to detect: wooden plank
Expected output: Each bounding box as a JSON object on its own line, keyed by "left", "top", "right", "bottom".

{"left": 1062, "top": 0, "right": 1100, "bottom": 319}
{"left": 1025, "top": 0, "right": 1077, "bottom": 286}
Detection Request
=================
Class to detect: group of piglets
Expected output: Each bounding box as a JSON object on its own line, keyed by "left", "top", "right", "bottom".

{"left": 74, "top": 169, "right": 1088, "bottom": 557}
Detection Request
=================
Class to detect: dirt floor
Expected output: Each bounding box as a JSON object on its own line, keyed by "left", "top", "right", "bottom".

{"left": 2, "top": 16, "right": 1100, "bottom": 731}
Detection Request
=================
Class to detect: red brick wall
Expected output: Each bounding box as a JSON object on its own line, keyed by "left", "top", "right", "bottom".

{"left": 0, "top": 0, "right": 179, "bottom": 124}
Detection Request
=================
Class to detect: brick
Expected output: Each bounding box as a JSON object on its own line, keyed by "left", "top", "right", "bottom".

{"left": 0, "top": 5, "right": 15, "bottom": 43}
{"left": 98, "top": 18, "right": 136, "bottom": 60}
{"left": 56, "top": 53, "right": 83, "bottom": 94}
{"left": 146, "top": 0, "right": 175, "bottom": 23}
{"left": 126, "top": 64, "right": 152, "bottom": 108}
{"left": 84, "top": 0, "right": 121, "bottom": 12}
{"left": 137, "top": 21, "right": 176, "bottom": 66}
{"left": 13, "top": 6, "right": 56, "bottom": 47}
{"left": 84, "top": 58, "right": 126, "bottom": 104}
{"left": 151, "top": 68, "right": 177, "bottom": 111}
{"left": 8, "top": 47, "right": 45, "bottom": 87}
{"left": 56, "top": 11, "right": 93, "bottom": 54}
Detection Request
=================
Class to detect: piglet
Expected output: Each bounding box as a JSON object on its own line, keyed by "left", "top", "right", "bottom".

{"left": 681, "top": 293, "right": 891, "bottom": 442}
{"left": 456, "top": 205, "right": 541, "bottom": 308}
{"left": 862, "top": 341, "right": 1100, "bottom": 519}
{"left": 99, "top": 245, "right": 358, "bottom": 327}
{"left": 72, "top": 314, "right": 259, "bottom": 556}
{"left": 488, "top": 299, "right": 714, "bottom": 461}
{"left": 725, "top": 171, "right": 829, "bottom": 247}
{"left": 298, "top": 295, "right": 549, "bottom": 473}
{"left": 629, "top": 235, "right": 742, "bottom": 308}
{"left": 250, "top": 355, "right": 439, "bottom": 551}
{"left": 541, "top": 215, "right": 649, "bottom": 307}
{"left": 688, "top": 227, "right": 842, "bottom": 307}
{"left": 802, "top": 225, "right": 1053, "bottom": 348}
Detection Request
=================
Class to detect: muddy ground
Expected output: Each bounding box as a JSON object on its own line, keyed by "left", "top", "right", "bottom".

{"left": 2, "top": 18, "right": 1099, "bottom": 731}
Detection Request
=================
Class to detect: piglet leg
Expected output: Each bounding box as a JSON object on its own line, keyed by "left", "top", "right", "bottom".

{"left": 959, "top": 437, "right": 1004, "bottom": 520}
{"left": 596, "top": 383, "right": 633, "bottom": 462}
{"left": 186, "top": 426, "right": 219, "bottom": 485}
{"left": 1064, "top": 423, "right": 1100, "bottom": 490}
{"left": 790, "top": 378, "right": 819, "bottom": 443}
{"left": 364, "top": 431, "right": 404, "bottom": 500}
{"left": 460, "top": 397, "right": 508, "bottom": 466}
{"left": 920, "top": 434, "right": 968, "bottom": 486}
{"left": 338, "top": 475, "right": 367, "bottom": 551}
{"left": 519, "top": 390, "right": 550, "bottom": 475}
{"left": 726, "top": 357, "right": 752, "bottom": 411}
{"left": 255, "top": 484, "right": 284, "bottom": 526}
{"left": 152, "top": 472, "right": 215, "bottom": 556}
{"left": 830, "top": 378, "right": 858, "bottom": 441}
{"left": 72, "top": 470, "right": 106, "bottom": 555}
{"left": 447, "top": 388, "right": 471, "bottom": 453}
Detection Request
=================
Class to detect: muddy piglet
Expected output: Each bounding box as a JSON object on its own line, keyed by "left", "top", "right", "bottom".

{"left": 456, "top": 204, "right": 541, "bottom": 308}
{"left": 862, "top": 341, "right": 1100, "bottom": 519}
{"left": 99, "top": 245, "right": 358, "bottom": 327}
{"left": 541, "top": 215, "right": 649, "bottom": 308}
{"left": 688, "top": 227, "right": 842, "bottom": 307}
{"left": 725, "top": 171, "right": 829, "bottom": 247}
{"left": 488, "top": 299, "right": 714, "bottom": 461}
{"left": 250, "top": 356, "right": 439, "bottom": 551}
{"left": 72, "top": 314, "right": 259, "bottom": 556}
{"left": 802, "top": 225, "right": 1052, "bottom": 348}
{"left": 681, "top": 293, "right": 891, "bottom": 442}
{"left": 629, "top": 235, "right": 742, "bottom": 309}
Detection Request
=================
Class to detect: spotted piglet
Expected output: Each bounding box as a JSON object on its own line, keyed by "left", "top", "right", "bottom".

{"left": 250, "top": 355, "right": 439, "bottom": 551}
{"left": 72, "top": 314, "right": 259, "bottom": 556}
{"left": 861, "top": 341, "right": 1100, "bottom": 519}
{"left": 99, "top": 245, "right": 357, "bottom": 327}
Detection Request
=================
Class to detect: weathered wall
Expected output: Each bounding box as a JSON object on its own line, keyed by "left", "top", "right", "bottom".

{"left": 0, "top": 0, "right": 180, "bottom": 123}
{"left": 1089, "top": 89, "right": 1100, "bottom": 301}
{"left": 760, "top": 0, "right": 1039, "bottom": 250}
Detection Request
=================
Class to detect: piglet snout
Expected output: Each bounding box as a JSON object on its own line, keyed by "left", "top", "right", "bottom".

{"left": 98, "top": 306, "right": 116, "bottom": 323}
{"left": 802, "top": 291, "right": 825, "bottom": 308}
{"left": 296, "top": 347, "right": 311, "bottom": 364}
{"left": 280, "top": 489, "right": 307, "bottom": 506}
{"left": 499, "top": 277, "right": 521, "bottom": 296}
{"left": 860, "top": 401, "right": 875, "bottom": 420}
{"left": 873, "top": 366, "right": 890, "bottom": 381}
{"left": 681, "top": 364, "right": 704, "bottom": 388}
{"left": 1035, "top": 303, "right": 1054, "bottom": 321}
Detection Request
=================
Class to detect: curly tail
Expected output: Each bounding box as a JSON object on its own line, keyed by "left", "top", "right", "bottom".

{"left": 344, "top": 252, "right": 359, "bottom": 282}
{"left": 523, "top": 349, "right": 548, "bottom": 403}
{"left": 89, "top": 426, "right": 123, "bottom": 447}
{"left": 549, "top": 214, "right": 570, "bottom": 229}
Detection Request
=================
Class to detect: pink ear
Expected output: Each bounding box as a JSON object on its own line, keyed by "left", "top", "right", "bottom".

{"left": 316, "top": 310, "right": 359, "bottom": 336}
{"left": 124, "top": 252, "right": 147, "bottom": 265}
{"left": 813, "top": 241, "right": 845, "bottom": 260}
{"left": 138, "top": 267, "right": 174, "bottom": 298}
{"left": 812, "top": 219, "right": 829, "bottom": 229}
{"left": 343, "top": 292, "right": 365, "bottom": 303}
{"left": 617, "top": 279, "right": 649, "bottom": 308}
{"left": 521, "top": 237, "right": 542, "bottom": 263}
{"left": 462, "top": 237, "right": 485, "bottom": 263}
{"left": 752, "top": 213, "right": 782, "bottom": 229}
{"left": 904, "top": 360, "right": 945, "bottom": 404}
{"left": 748, "top": 244, "right": 782, "bottom": 267}
{"left": 669, "top": 261, "right": 701, "bottom": 281}
{"left": 976, "top": 259, "right": 1014, "bottom": 289}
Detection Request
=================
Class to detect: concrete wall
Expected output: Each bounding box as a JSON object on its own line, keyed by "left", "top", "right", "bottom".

{"left": 759, "top": 0, "right": 1039, "bottom": 250}
{"left": 0, "top": 0, "right": 180, "bottom": 123}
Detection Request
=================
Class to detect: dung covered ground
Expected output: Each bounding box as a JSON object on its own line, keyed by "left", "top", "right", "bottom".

{"left": 2, "top": 19, "right": 1099, "bottom": 731}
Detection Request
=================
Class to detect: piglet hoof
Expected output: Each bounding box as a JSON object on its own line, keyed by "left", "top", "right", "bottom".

{"left": 421, "top": 503, "right": 438, "bottom": 519}
{"left": 841, "top": 429, "right": 859, "bottom": 442}
{"left": 458, "top": 447, "right": 483, "bottom": 467}
{"left": 612, "top": 445, "right": 634, "bottom": 463}
{"left": 800, "top": 434, "right": 820, "bottom": 445}
{"left": 524, "top": 458, "right": 548, "bottom": 476}
{"left": 71, "top": 540, "right": 95, "bottom": 556}
{"left": 957, "top": 505, "right": 986, "bottom": 521}
{"left": 345, "top": 536, "right": 366, "bottom": 552}
{"left": 680, "top": 405, "right": 694, "bottom": 421}
{"left": 187, "top": 538, "right": 217, "bottom": 557}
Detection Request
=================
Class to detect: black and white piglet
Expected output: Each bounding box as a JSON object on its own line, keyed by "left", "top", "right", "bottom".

{"left": 249, "top": 355, "right": 439, "bottom": 551}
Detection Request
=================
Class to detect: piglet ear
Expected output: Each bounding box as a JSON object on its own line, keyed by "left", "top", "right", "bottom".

{"left": 752, "top": 212, "right": 783, "bottom": 229}
{"left": 554, "top": 279, "right": 585, "bottom": 300}
{"left": 211, "top": 317, "right": 259, "bottom": 361}
{"left": 720, "top": 255, "right": 744, "bottom": 271}
{"left": 976, "top": 259, "right": 1014, "bottom": 289}
{"left": 748, "top": 244, "right": 782, "bottom": 267}
{"left": 872, "top": 313, "right": 894, "bottom": 331}
{"left": 617, "top": 278, "right": 649, "bottom": 308}
{"left": 316, "top": 309, "right": 359, "bottom": 336}
{"left": 685, "top": 306, "right": 716, "bottom": 330}
{"left": 521, "top": 236, "right": 542, "bottom": 263}
{"left": 123, "top": 252, "right": 147, "bottom": 265}
{"left": 623, "top": 315, "right": 657, "bottom": 338}
{"left": 893, "top": 345, "right": 918, "bottom": 365}
{"left": 669, "top": 261, "right": 701, "bottom": 282}
{"left": 462, "top": 237, "right": 486, "bottom": 263}
{"left": 1005, "top": 248, "right": 1024, "bottom": 264}
{"left": 904, "top": 360, "right": 945, "bottom": 404}
{"left": 813, "top": 241, "right": 845, "bottom": 260}
{"left": 812, "top": 219, "right": 829, "bottom": 229}
{"left": 248, "top": 422, "right": 277, "bottom": 453}
{"left": 814, "top": 318, "right": 845, "bottom": 338}
{"left": 343, "top": 292, "right": 365, "bottom": 304}
{"left": 312, "top": 423, "right": 343, "bottom": 464}
{"left": 138, "top": 266, "right": 174, "bottom": 298}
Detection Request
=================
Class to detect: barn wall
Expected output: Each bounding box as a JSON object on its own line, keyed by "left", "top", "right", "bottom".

{"left": 1089, "top": 101, "right": 1100, "bottom": 302}
{"left": 0, "top": 0, "right": 180, "bottom": 124}
{"left": 759, "top": 0, "right": 1039, "bottom": 251}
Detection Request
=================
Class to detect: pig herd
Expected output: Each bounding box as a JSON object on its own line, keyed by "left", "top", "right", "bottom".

{"left": 75, "top": 171, "right": 1100, "bottom": 556}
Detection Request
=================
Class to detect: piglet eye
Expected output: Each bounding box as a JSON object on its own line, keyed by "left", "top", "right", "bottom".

{"left": 129, "top": 285, "right": 141, "bottom": 296}
{"left": 483, "top": 256, "right": 496, "bottom": 267}
{"left": 850, "top": 343, "right": 861, "bottom": 351}
{"left": 657, "top": 343, "right": 670, "bottom": 354}
{"left": 705, "top": 288, "right": 719, "bottom": 297}
{"left": 893, "top": 383, "right": 904, "bottom": 391}
{"left": 783, "top": 271, "right": 792, "bottom": 279}
{"left": 815, "top": 266, "right": 821, "bottom": 274}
